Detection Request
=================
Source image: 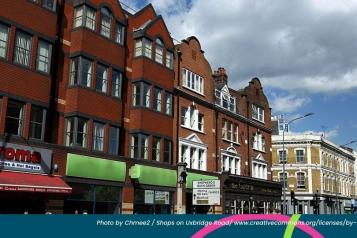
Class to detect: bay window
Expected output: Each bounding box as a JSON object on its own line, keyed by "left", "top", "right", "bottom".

{"left": 69, "top": 56, "right": 92, "bottom": 87}
{"left": 153, "top": 87, "right": 162, "bottom": 112}
{"left": 14, "top": 31, "right": 32, "bottom": 67}
{"left": 108, "top": 126, "right": 120, "bottom": 155}
{"left": 152, "top": 137, "right": 161, "bottom": 161}
{"left": 115, "top": 23, "right": 124, "bottom": 45}
{"left": 166, "top": 51, "right": 173, "bottom": 69}
{"left": 163, "top": 139, "right": 172, "bottom": 163}
{"left": 143, "top": 83, "right": 151, "bottom": 108}
{"left": 36, "top": 40, "right": 52, "bottom": 73}
{"left": 100, "top": 7, "right": 112, "bottom": 38}
{"left": 93, "top": 122, "right": 105, "bottom": 151}
{"left": 65, "top": 117, "right": 88, "bottom": 148}
{"left": 29, "top": 106, "right": 46, "bottom": 140}
{"left": 155, "top": 38, "right": 164, "bottom": 64}
{"left": 42, "top": 0, "right": 56, "bottom": 12}
{"left": 74, "top": 5, "right": 96, "bottom": 30}
{"left": 165, "top": 92, "right": 172, "bottom": 115}
{"left": 134, "top": 38, "right": 152, "bottom": 58}
{"left": 96, "top": 64, "right": 108, "bottom": 93}
{"left": 0, "top": 23, "right": 9, "bottom": 59}
{"left": 130, "top": 133, "right": 148, "bottom": 159}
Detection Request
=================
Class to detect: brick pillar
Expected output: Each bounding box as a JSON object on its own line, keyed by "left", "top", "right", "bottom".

{"left": 122, "top": 186, "right": 134, "bottom": 214}
{"left": 103, "top": 123, "right": 109, "bottom": 153}
{"left": 87, "top": 119, "right": 93, "bottom": 150}
{"left": 22, "top": 103, "right": 31, "bottom": 139}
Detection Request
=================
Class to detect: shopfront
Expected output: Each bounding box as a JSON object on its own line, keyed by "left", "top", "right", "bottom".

{"left": 64, "top": 153, "right": 126, "bottom": 214}
{"left": 222, "top": 173, "right": 282, "bottom": 214}
{"left": 0, "top": 142, "right": 71, "bottom": 214}
{"left": 129, "top": 164, "right": 176, "bottom": 214}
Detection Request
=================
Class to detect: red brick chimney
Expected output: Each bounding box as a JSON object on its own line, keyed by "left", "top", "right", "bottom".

{"left": 213, "top": 67, "right": 228, "bottom": 85}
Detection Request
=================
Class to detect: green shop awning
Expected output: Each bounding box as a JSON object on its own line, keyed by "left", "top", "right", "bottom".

{"left": 129, "top": 164, "right": 177, "bottom": 187}
{"left": 66, "top": 153, "right": 126, "bottom": 182}
{"left": 186, "top": 172, "right": 219, "bottom": 189}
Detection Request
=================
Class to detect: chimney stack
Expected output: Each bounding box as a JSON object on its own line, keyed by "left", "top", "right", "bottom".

{"left": 213, "top": 67, "right": 228, "bottom": 85}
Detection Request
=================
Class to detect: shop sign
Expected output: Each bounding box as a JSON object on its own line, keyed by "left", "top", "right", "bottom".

{"left": 0, "top": 142, "right": 52, "bottom": 174}
{"left": 155, "top": 191, "right": 170, "bottom": 205}
{"left": 192, "top": 180, "right": 220, "bottom": 206}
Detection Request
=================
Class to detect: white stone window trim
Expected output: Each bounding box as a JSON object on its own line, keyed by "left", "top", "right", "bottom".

{"left": 179, "top": 135, "right": 207, "bottom": 171}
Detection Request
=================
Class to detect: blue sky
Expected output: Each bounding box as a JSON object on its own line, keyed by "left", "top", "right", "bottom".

{"left": 120, "top": 0, "right": 357, "bottom": 149}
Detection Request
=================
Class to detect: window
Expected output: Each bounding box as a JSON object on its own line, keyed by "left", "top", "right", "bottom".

{"left": 112, "top": 70, "right": 122, "bottom": 98}
{"left": 0, "top": 23, "right": 9, "bottom": 59}
{"left": 115, "top": 23, "right": 124, "bottom": 45}
{"left": 297, "top": 172, "right": 305, "bottom": 189}
{"left": 155, "top": 38, "right": 164, "bottom": 64}
{"left": 143, "top": 83, "right": 151, "bottom": 108}
{"left": 36, "top": 40, "right": 52, "bottom": 73}
{"left": 181, "top": 106, "right": 204, "bottom": 132}
{"left": 130, "top": 134, "right": 148, "bottom": 159}
{"left": 69, "top": 57, "right": 92, "bottom": 87}
{"left": 29, "top": 106, "right": 45, "bottom": 140}
{"left": 279, "top": 172, "right": 287, "bottom": 187}
{"left": 222, "top": 119, "right": 238, "bottom": 143}
{"left": 108, "top": 126, "right": 119, "bottom": 155}
{"left": 182, "top": 68, "right": 204, "bottom": 94}
{"left": 165, "top": 92, "right": 172, "bottom": 116}
{"left": 215, "top": 89, "right": 236, "bottom": 113}
{"left": 134, "top": 38, "right": 152, "bottom": 58}
{"left": 65, "top": 117, "right": 88, "bottom": 148}
{"left": 166, "top": 51, "right": 173, "bottom": 69}
{"left": 279, "top": 150, "right": 287, "bottom": 163}
{"left": 42, "top": 0, "right": 56, "bottom": 11}
{"left": 253, "top": 132, "right": 265, "bottom": 152}
{"left": 153, "top": 87, "right": 162, "bottom": 112}
{"left": 163, "top": 139, "right": 172, "bottom": 163}
{"left": 152, "top": 137, "right": 161, "bottom": 162}
{"left": 132, "top": 83, "right": 141, "bottom": 106}
{"left": 296, "top": 149, "right": 304, "bottom": 163}
{"left": 252, "top": 104, "right": 264, "bottom": 122}
{"left": 93, "top": 122, "right": 105, "bottom": 151}
{"left": 74, "top": 5, "right": 96, "bottom": 30}
{"left": 100, "top": 7, "right": 112, "bottom": 38}
{"left": 14, "top": 31, "right": 32, "bottom": 66}
{"left": 5, "top": 100, "right": 24, "bottom": 136}
{"left": 222, "top": 154, "right": 240, "bottom": 175}
{"left": 96, "top": 64, "right": 108, "bottom": 93}
{"left": 252, "top": 162, "right": 267, "bottom": 179}
{"left": 179, "top": 140, "right": 207, "bottom": 171}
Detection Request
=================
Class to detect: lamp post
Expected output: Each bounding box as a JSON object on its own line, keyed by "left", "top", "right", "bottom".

{"left": 177, "top": 162, "right": 187, "bottom": 214}
{"left": 341, "top": 140, "right": 357, "bottom": 147}
{"left": 282, "top": 113, "right": 314, "bottom": 215}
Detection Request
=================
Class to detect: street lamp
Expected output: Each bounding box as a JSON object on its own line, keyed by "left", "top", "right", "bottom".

{"left": 341, "top": 140, "right": 357, "bottom": 147}
{"left": 282, "top": 113, "right": 314, "bottom": 215}
{"left": 177, "top": 162, "right": 187, "bottom": 214}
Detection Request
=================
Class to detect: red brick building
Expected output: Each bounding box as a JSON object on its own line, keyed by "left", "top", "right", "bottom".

{"left": 0, "top": 0, "right": 280, "bottom": 214}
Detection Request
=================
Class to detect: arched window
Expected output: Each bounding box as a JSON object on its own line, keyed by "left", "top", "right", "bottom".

{"left": 155, "top": 38, "right": 164, "bottom": 64}
{"left": 100, "top": 7, "right": 112, "bottom": 38}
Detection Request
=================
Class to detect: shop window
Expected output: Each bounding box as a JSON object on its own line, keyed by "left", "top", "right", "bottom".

{"left": 5, "top": 100, "right": 24, "bottom": 136}
{"left": 69, "top": 56, "right": 92, "bottom": 87}
{"left": 43, "top": 0, "right": 56, "bottom": 12}
{"left": 29, "top": 106, "right": 46, "bottom": 140}
{"left": 65, "top": 117, "right": 88, "bottom": 148}
{"left": 64, "top": 183, "right": 121, "bottom": 214}
{"left": 252, "top": 104, "right": 264, "bottom": 122}
{"left": 111, "top": 70, "right": 122, "bottom": 98}
{"left": 93, "top": 122, "right": 105, "bottom": 151}
{"left": 165, "top": 92, "right": 172, "bottom": 116}
{"left": 36, "top": 40, "right": 52, "bottom": 73}
{"left": 14, "top": 31, "right": 32, "bottom": 67}
{"left": 153, "top": 87, "right": 162, "bottom": 112}
{"left": 166, "top": 51, "right": 173, "bottom": 69}
{"left": 100, "top": 7, "right": 112, "bottom": 38}
{"left": 115, "top": 23, "right": 124, "bottom": 45}
{"left": 182, "top": 68, "right": 204, "bottom": 95}
{"left": 95, "top": 64, "right": 108, "bottom": 93}
{"left": 152, "top": 136, "right": 161, "bottom": 162}
{"left": 108, "top": 126, "right": 120, "bottom": 155}
{"left": 0, "top": 23, "right": 9, "bottom": 59}
{"left": 155, "top": 38, "right": 164, "bottom": 64}
{"left": 163, "top": 139, "right": 172, "bottom": 163}
{"left": 130, "top": 133, "right": 148, "bottom": 159}
{"left": 74, "top": 5, "right": 96, "bottom": 30}
{"left": 133, "top": 189, "right": 173, "bottom": 214}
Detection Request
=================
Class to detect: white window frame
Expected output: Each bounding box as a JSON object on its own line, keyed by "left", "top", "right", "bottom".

{"left": 296, "top": 172, "right": 306, "bottom": 189}
{"left": 165, "top": 92, "right": 172, "bottom": 116}
{"left": 111, "top": 70, "right": 122, "bottom": 98}
{"left": 166, "top": 51, "right": 173, "bottom": 69}
{"left": 14, "top": 31, "right": 32, "bottom": 67}
{"left": 181, "top": 106, "right": 204, "bottom": 132}
{"left": 253, "top": 132, "right": 265, "bottom": 152}
{"left": 179, "top": 139, "right": 207, "bottom": 171}
{"left": 215, "top": 89, "right": 236, "bottom": 113}
{"left": 278, "top": 149, "right": 288, "bottom": 163}
{"left": 222, "top": 151, "right": 240, "bottom": 175}
{"left": 115, "top": 23, "right": 124, "bottom": 45}
{"left": 36, "top": 40, "right": 52, "bottom": 73}
{"left": 252, "top": 104, "right": 264, "bottom": 123}
{"left": 74, "top": 5, "right": 96, "bottom": 30}
{"left": 295, "top": 148, "right": 305, "bottom": 164}
{"left": 252, "top": 161, "right": 267, "bottom": 179}
{"left": 93, "top": 122, "right": 105, "bottom": 151}
{"left": 65, "top": 117, "right": 88, "bottom": 148}
{"left": 182, "top": 68, "right": 204, "bottom": 95}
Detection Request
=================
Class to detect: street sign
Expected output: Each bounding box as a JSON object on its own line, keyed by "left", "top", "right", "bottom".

{"left": 192, "top": 180, "right": 220, "bottom": 206}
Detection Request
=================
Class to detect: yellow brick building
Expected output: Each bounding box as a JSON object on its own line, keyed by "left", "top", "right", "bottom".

{"left": 272, "top": 134, "right": 356, "bottom": 214}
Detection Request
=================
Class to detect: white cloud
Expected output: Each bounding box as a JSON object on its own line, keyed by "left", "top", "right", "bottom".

{"left": 270, "top": 93, "right": 311, "bottom": 113}
{"left": 302, "top": 129, "right": 339, "bottom": 140}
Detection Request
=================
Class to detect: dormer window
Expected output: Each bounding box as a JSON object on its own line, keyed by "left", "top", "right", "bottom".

{"left": 100, "top": 7, "right": 112, "bottom": 38}
{"left": 215, "top": 87, "right": 236, "bottom": 113}
{"left": 155, "top": 38, "right": 164, "bottom": 64}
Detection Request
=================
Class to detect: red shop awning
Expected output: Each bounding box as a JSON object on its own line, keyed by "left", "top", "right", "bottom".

{"left": 0, "top": 171, "right": 72, "bottom": 194}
